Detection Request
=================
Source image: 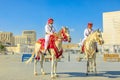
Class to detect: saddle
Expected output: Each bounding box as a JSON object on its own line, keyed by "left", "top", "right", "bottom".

{"left": 81, "top": 45, "right": 85, "bottom": 53}
{"left": 37, "top": 34, "right": 63, "bottom": 58}
{"left": 81, "top": 44, "right": 98, "bottom": 53}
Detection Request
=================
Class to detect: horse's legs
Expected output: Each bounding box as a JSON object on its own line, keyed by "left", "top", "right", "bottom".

{"left": 40, "top": 54, "right": 46, "bottom": 75}
{"left": 54, "top": 59, "right": 58, "bottom": 77}
{"left": 34, "top": 59, "right": 38, "bottom": 75}
{"left": 90, "top": 58, "right": 95, "bottom": 73}
{"left": 94, "top": 61, "right": 97, "bottom": 75}
{"left": 34, "top": 44, "right": 40, "bottom": 76}
{"left": 91, "top": 59, "right": 94, "bottom": 72}
{"left": 51, "top": 53, "right": 55, "bottom": 78}
{"left": 93, "top": 57, "right": 97, "bottom": 75}
{"left": 91, "top": 54, "right": 97, "bottom": 75}
{"left": 86, "top": 59, "right": 89, "bottom": 75}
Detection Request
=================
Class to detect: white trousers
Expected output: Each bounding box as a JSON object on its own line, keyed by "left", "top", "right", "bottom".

{"left": 44, "top": 34, "right": 50, "bottom": 50}
{"left": 81, "top": 37, "right": 86, "bottom": 46}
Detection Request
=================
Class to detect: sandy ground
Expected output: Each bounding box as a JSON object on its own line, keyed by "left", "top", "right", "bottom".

{"left": 0, "top": 53, "right": 120, "bottom": 80}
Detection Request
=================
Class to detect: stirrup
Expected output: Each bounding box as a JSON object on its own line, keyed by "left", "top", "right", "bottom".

{"left": 43, "top": 52, "right": 47, "bottom": 56}
{"left": 96, "top": 48, "right": 99, "bottom": 52}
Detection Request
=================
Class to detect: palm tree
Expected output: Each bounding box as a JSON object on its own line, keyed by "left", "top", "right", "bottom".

{"left": 0, "top": 42, "right": 6, "bottom": 54}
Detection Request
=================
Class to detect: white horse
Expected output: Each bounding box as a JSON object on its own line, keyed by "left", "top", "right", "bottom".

{"left": 84, "top": 29, "right": 104, "bottom": 75}
{"left": 26, "top": 27, "right": 71, "bottom": 78}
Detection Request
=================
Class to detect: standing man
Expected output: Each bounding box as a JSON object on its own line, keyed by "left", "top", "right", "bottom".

{"left": 81, "top": 22, "right": 94, "bottom": 53}
{"left": 43, "top": 18, "right": 55, "bottom": 55}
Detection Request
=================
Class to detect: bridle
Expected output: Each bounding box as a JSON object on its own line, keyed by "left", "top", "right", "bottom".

{"left": 61, "top": 28, "right": 70, "bottom": 42}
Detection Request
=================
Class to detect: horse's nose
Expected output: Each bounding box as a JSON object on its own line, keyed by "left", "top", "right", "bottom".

{"left": 102, "top": 40, "right": 104, "bottom": 44}
{"left": 69, "top": 38, "right": 71, "bottom": 43}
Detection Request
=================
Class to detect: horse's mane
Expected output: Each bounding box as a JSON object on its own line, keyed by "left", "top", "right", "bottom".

{"left": 57, "top": 28, "right": 62, "bottom": 36}
{"left": 84, "top": 30, "right": 99, "bottom": 58}
{"left": 57, "top": 27, "right": 68, "bottom": 38}
{"left": 86, "top": 30, "right": 99, "bottom": 41}
{"left": 84, "top": 30, "right": 101, "bottom": 47}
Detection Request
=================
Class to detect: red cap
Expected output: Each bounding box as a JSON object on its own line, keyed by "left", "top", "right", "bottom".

{"left": 88, "top": 22, "right": 93, "bottom": 25}
{"left": 48, "top": 18, "right": 54, "bottom": 24}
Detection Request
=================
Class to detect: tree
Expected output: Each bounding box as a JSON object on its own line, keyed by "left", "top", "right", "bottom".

{"left": 0, "top": 42, "right": 6, "bottom": 54}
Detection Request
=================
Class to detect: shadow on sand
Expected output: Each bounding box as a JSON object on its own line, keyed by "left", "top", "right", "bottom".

{"left": 58, "top": 71, "right": 120, "bottom": 78}
{"left": 98, "top": 71, "right": 120, "bottom": 78}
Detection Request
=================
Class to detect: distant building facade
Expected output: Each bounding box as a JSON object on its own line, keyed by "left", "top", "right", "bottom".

{"left": 14, "top": 36, "right": 28, "bottom": 45}
{"left": 6, "top": 44, "right": 34, "bottom": 54}
{"left": 0, "top": 30, "right": 36, "bottom": 54}
{"left": 103, "top": 11, "right": 120, "bottom": 45}
{"left": 0, "top": 32, "right": 14, "bottom": 45}
{"left": 22, "top": 30, "right": 36, "bottom": 45}
{"left": 102, "top": 11, "right": 120, "bottom": 53}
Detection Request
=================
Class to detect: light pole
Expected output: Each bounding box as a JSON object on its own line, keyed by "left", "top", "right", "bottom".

{"left": 67, "top": 45, "right": 70, "bottom": 62}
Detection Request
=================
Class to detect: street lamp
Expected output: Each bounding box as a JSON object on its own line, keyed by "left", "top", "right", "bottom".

{"left": 67, "top": 45, "right": 70, "bottom": 62}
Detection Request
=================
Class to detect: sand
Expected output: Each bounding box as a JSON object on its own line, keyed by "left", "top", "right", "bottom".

{"left": 0, "top": 53, "right": 120, "bottom": 80}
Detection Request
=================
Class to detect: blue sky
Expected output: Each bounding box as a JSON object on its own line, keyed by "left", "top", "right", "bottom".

{"left": 0, "top": 0, "right": 120, "bottom": 43}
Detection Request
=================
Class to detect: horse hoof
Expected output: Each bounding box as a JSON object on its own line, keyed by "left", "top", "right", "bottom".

{"left": 34, "top": 72, "right": 38, "bottom": 76}
{"left": 55, "top": 74, "right": 59, "bottom": 77}
{"left": 42, "top": 72, "right": 46, "bottom": 75}
{"left": 51, "top": 75, "right": 55, "bottom": 79}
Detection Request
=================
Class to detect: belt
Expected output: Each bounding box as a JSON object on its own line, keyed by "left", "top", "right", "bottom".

{"left": 46, "top": 32, "right": 49, "bottom": 35}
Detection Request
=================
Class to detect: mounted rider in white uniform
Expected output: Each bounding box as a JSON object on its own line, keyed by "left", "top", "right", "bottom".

{"left": 81, "top": 22, "right": 98, "bottom": 53}
{"left": 43, "top": 18, "right": 55, "bottom": 55}
{"left": 82, "top": 22, "right": 93, "bottom": 45}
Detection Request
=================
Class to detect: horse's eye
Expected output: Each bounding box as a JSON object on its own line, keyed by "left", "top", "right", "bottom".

{"left": 68, "top": 30, "right": 70, "bottom": 33}
{"left": 98, "top": 35, "right": 101, "bottom": 37}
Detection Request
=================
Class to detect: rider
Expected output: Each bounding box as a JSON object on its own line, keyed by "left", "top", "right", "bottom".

{"left": 43, "top": 18, "right": 56, "bottom": 55}
{"left": 81, "top": 22, "right": 96, "bottom": 53}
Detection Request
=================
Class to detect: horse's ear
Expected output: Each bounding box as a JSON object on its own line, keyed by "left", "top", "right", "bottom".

{"left": 62, "top": 26, "right": 68, "bottom": 29}
{"left": 62, "top": 26, "right": 65, "bottom": 29}
{"left": 97, "top": 29, "right": 99, "bottom": 32}
{"left": 66, "top": 26, "right": 68, "bottom": 28}
{"left": 64, "top": 26, "right": 68, "bottom": 29}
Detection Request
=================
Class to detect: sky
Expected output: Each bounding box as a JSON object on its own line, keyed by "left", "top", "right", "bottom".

{"left": 0, "top": 0, "right": 120, "bottom": 43}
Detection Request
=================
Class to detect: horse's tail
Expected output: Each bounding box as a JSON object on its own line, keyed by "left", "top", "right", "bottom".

{"left": 25, "top": 50, "right": 35, "bottom": 64}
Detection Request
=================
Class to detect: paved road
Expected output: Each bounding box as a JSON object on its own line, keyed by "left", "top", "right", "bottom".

{"left": 0, "top": 54, "right": 120, "bottom": 80}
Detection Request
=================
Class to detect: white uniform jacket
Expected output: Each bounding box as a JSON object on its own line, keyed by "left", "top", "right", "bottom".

{"left": 81, "top": 28, "right": 94, "bottom": 45}
{"left": 45, "top": 24, "right": 55, "bottom": 35}
{"left": 44, "top": 24, "right": 55, "bottom": 49}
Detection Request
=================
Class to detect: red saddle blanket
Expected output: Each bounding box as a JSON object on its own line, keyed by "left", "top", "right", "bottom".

{"left": 82, "top": 45, "right": 84, "bottom": 53}
{"left": 37, "top": 35, "right": 63, "bottom": 58}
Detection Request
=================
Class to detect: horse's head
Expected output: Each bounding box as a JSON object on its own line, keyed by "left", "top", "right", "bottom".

{"left": 93, "top": 29, "right": 104, "bottom": 45}
{"left": 61, "top": 27, "right": 71, "bottom": 42}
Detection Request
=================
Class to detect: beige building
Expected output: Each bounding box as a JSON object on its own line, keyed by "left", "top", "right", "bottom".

{"left": 14, "top": 36, "right": 28, "bottom": 45}
{"left": 102, "top": 11, "right": 120, "bottom": 53}
{"left": 22, "top": 30, "right": 36, "bottom": 45}
{"left": 0, "top": 30, "right": 36, "bottom": 54}
{"left": 103, "top": 11, "right": 120, "bottom": 45}
{"left": 6, "top": 44, "right": 34, "bottom": 54}
{"left": 6, "top": 44, "right": 20, "bottom": 54}
{"left": 62, "top": 43, "right": 79, "bottom": 49}
{"left": 0, "top": 32, "right": 14, "bottom": 45}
